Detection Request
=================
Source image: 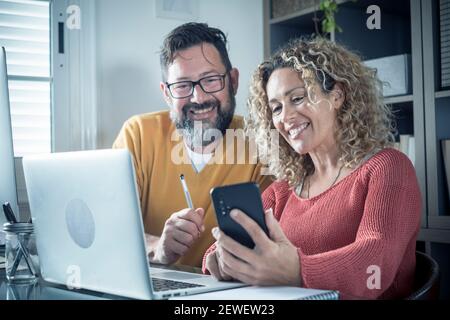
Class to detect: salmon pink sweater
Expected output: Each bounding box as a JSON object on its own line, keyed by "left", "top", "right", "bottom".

{"left": 203, "top": 148, "right": 422, "bottom": 299}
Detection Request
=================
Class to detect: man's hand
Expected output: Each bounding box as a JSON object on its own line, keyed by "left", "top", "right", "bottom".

{"left": 147, "top": 208, "right": 205, "bottom": 265}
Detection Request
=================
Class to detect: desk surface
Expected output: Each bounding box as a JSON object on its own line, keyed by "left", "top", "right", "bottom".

{"left": 0, "top": 263, "right": 202, "bottom": 300}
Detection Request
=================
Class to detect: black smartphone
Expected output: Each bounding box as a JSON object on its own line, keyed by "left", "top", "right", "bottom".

{"left": 210, "top": 182, "right": 269, "bottom": 249}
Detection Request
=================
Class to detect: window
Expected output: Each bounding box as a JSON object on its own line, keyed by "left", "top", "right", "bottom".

{"left": 0, "top": 0, "right": 50, "bottom": 157}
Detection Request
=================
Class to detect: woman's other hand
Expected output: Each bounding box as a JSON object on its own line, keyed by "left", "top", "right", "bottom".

{"left": 205, "top": 248, "right": 234, "bottom": 281}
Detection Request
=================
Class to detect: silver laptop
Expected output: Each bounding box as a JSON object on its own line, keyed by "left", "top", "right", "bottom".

{"left": 0, "top": 47, "right": 19, "bottom": 227}
{"left": 22, "top": 149, "right": 245, "bottom": 300}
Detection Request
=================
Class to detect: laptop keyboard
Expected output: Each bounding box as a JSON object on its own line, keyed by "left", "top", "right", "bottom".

{"left": 152, "top": 277, "right": 205, "bottom": 292}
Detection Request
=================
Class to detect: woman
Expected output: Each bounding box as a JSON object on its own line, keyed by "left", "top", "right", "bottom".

{"left": 202, "top": 37, "right": 421, "bottom": 299}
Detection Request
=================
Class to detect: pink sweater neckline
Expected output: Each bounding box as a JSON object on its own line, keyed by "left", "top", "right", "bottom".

{"left": 293, "top": 148, "right": 385, "bottom": 202}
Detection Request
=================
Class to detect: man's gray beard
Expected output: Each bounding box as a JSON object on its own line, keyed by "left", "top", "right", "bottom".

{"left": 170, "top": 93, "right": 235, "bottom": 149}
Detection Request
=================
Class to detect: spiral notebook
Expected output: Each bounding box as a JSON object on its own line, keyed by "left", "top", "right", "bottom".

{"left": 170, "top": 286, "right": 339, "bottom": 300}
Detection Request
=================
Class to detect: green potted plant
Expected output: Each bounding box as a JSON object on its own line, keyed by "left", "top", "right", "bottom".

{"left": 319, "top": 0, "right": 342, "bottom": 34}
{"left": 314, "top": 0, "right": 357, "bottom": 37}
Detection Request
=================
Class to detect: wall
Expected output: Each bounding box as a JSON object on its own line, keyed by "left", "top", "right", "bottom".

{"left": 95, "top": 0, "right": 264, "bottom": 148}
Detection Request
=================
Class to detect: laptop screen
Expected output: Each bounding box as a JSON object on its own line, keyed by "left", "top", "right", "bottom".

{"left": 0, "top": 47, "right": 19, "bottom": 227}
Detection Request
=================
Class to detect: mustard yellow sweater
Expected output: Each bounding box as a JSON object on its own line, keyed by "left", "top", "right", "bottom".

{"left": 113, "top": 111, "right": 272, "bottom": 267}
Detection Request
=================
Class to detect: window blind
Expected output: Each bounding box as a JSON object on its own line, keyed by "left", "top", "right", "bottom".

{"left": 0, "top": 0, "right": 50, "bottom": 157}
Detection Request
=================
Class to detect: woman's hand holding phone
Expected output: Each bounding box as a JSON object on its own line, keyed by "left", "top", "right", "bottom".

{"left": 210, "top": 208, "right": 302, "bottom": 286}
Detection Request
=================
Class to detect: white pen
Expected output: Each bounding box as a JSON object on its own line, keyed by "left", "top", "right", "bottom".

{"left": 179, "top": 174, "right": 194, "bottom": 209}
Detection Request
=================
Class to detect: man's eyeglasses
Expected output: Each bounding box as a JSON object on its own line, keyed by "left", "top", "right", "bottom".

{"left": 166, "top": 73, "right": 227, "bottom": 99}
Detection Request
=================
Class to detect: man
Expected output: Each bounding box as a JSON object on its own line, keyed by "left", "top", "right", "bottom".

{"left": 113, "top": 22, "right": 271, "bottom": 267}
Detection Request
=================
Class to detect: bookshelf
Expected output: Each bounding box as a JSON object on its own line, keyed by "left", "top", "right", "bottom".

{"left": 423, "top": 0, "right": 450, "bottom": 228}
{"left": 264, "top": 0, "right": 450, "bottom": 298}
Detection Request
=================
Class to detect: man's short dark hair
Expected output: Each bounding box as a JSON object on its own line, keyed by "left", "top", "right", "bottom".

{"left": 160, "top": 22, "right": 232, "bottom": 81}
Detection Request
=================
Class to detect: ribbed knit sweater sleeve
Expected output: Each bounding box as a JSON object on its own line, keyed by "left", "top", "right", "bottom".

{"left": 202, "top": 243, "right": 216, "bottom": 274}
{"left": 293, "top": 150, "right": 421, "bottom": 299}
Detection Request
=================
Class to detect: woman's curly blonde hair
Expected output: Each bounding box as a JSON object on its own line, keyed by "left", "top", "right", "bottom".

{"left": 245, "top": 37, "right": 395, "bottom": 188}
